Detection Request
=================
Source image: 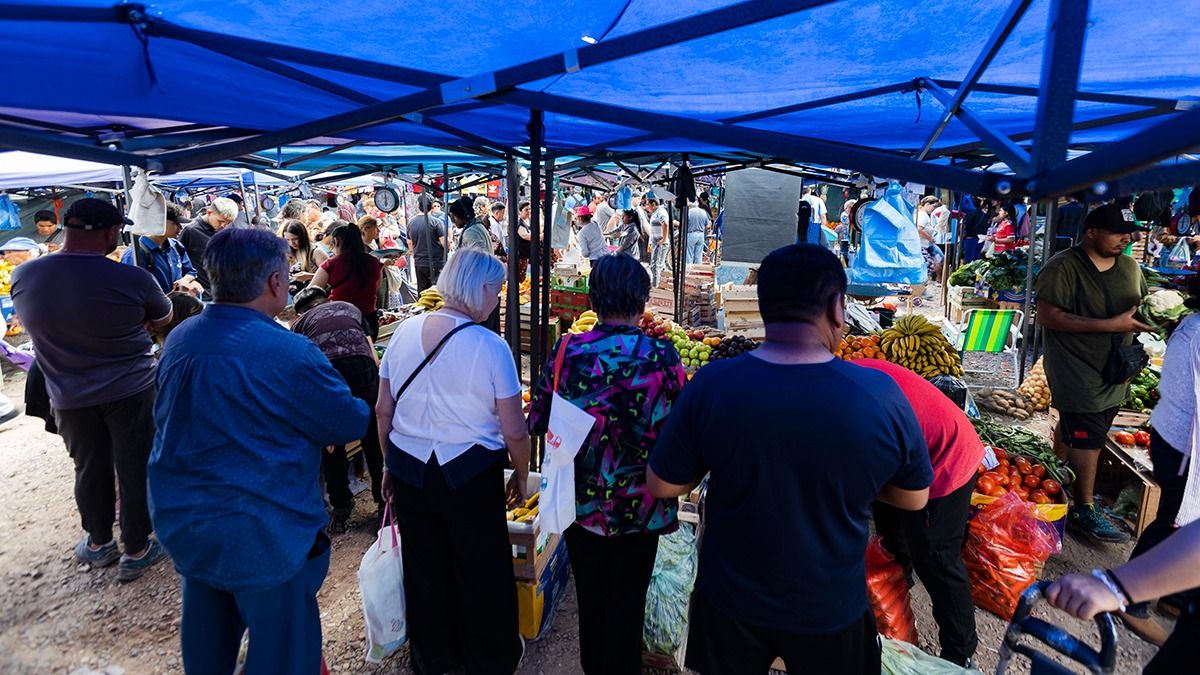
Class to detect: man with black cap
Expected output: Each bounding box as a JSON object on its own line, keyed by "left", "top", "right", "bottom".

{"left": 1036, "top": 202, "right": 1152, "bottom": 544}
{"left": 11, "top": 198, "right": 173, "bottom": 581}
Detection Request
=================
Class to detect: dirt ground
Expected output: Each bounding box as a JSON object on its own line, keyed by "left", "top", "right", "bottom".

{"left": 0, "top": 358, "right": 1168, "bottom": 675}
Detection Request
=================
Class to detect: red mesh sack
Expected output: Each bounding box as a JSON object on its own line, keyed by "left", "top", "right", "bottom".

{"left": 865, "top": 536, "right": 918, "bottom": 644}
{"left": 963, "top": 490, "right": 1061, "bottom": 619}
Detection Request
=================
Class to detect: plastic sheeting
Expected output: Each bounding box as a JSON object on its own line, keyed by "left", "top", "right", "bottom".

{"left": 849, "top": 183, "right": 928, "bottom": 286}
{"left": 719, "top": 168, "right": 802, "bottom": 264}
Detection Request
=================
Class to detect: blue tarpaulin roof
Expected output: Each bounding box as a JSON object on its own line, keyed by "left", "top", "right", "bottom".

{"left": 0, "top": 0, "right": 1197, "bottom": 198}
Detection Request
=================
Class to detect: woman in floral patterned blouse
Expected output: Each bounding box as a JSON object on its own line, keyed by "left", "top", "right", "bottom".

{"left": 528, "top": 253, "right": 686, "bottom": 675}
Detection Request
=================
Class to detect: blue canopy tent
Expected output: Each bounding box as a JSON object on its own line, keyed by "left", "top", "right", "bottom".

{"left": 1, "top": 0, "right": 1198, "bottom": 386}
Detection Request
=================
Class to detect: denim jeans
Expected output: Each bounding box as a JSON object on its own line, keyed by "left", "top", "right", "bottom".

{"left": 686, "top": 231, "right": 705, "bottom": 267}
{"left": 649, "top": 239, "right": 667, "bottom": 287}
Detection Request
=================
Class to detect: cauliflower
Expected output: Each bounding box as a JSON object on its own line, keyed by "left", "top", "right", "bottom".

{"left": 1139, "top": 290, "right": 1193, "bottom": 336}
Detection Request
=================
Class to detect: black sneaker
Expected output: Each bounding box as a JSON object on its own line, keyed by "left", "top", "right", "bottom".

{"left": 74, "top": 536, "right": 120, "bottom": 568}
{"left": 328, "top": 507, "right": 353, "bottom": 535}
{"left": 1068, "top": 504, "right": 1129, "bottom": 543}
{"left": 117, "top": 538, "right": 167, "bottom": 582}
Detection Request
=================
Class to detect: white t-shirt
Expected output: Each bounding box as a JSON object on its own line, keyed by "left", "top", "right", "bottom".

{"left": 803, "top": 194, "right": 827, "bottom": 224}
{"left": 379, "top": 313, "right": 521, "bottom": 464}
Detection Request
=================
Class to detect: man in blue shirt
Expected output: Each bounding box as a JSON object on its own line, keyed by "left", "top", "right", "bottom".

{"left": 148, "top": 228, "right": 370, "bottom": 674}
{"left": 650, "top": 244, "right": 932, "bottom": 674}
{"left": 120, "top": 204, "right": 203, "bottom": 296}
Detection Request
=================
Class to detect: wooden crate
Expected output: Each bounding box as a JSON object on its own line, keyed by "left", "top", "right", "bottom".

{"left": 1098, "top": 436, "right": 1161, "bottom": 537}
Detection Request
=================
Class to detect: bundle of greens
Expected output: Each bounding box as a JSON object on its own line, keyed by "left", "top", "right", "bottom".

{"left": 1123, "top": 367, "right": 1161, "bottom": 413}
{"left": 948, "top": 259, "right": 985, "bottom": 287}
{"left": 981, "top": 247, "right": 1038, "bottom": 292}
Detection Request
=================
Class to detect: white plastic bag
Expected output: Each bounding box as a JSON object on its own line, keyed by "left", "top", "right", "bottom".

{"left": 358, "top": 505, "right": 407, "bottom": 663}
{"left": 539, "top": 335, "right": 596, "bottom": 535}
{"left": 127, "top": 169, "right": 168, "bottom": 237}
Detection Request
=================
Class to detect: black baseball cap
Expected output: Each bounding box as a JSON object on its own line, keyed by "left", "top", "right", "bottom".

{"left": 1083, "top": 203, "right": 1148, "bottom": 234}
{"left": 62, "top": 198, "right": 131, "bottom": 231}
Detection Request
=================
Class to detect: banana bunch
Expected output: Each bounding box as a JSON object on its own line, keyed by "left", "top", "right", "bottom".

{"left": 568, "top": 310, "right": 598, "bottom": 334}
{"left": 506, "top": 491, "right": 540, "bottom": 524}
{"left": 880, "top": 314, "right": 964, "bottom": 379}
{"left": 0, "top": 260, "right": 12, "bottom": 296}
{"left": 414, "top": 287, "right": 444, "bottom": 311}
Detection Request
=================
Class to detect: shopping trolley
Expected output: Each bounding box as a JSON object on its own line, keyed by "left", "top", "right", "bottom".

{"left": 995, "top": 581, "right": 1118, "bottom": 675}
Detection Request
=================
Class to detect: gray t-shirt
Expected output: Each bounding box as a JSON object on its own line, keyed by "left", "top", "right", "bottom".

{"left": 12, "top": 252, "right": 171, "bottom": 409}
{"left": 649, "top": 206, "right": 669, "bottom": 239}
{"left": 687, "top": 206, "right": 711, "bottom": 234}
{"left": 591, "top": 202, "right": 615, "bottom": 230}
{"left": 408, "top": 214, "right": 446, "bottom": 268}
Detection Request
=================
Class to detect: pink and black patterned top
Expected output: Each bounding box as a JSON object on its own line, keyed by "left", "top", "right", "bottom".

{"left": 528, "top": 324, "right": 686, "bottom": 537}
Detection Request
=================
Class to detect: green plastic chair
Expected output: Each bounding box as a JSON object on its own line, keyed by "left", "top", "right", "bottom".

{"left": 956, "top": 308, "right": 1024, "bottom": 387}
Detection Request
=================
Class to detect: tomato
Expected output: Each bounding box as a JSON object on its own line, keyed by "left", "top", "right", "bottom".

{"left": 998, "top": 459, "right": 1010, "bottom": 472}
{"left": 993, "top": 447, "right": 1008, "bottom": 461}
{"left": 977, "top": 476, "right": 997, "bottom": 495}
{"left": 1009, "top": 469, "right": 1022, "bottom": 486}
{"left": 986, "top": 484, "right": 1008, "bottom": 498}
{"left": 1012, "top": 486, "right": 1030, "bottom": 501}
{"left": 1042, "top": 479, "right": 1062, "bottom": 495}
{"left": 1030, "top": 489, "right": 1050, "bottom": 505}
{"left": 1023, "top": 474, "right": 1042, "bottom": 489}
{"left": 984, "top": 471, "right": 1006, "bottom": 488}
{"left": 1134, "top": 431, "right": 1152, "bottom": 447}
{"left": 1031, "top": 464, "right": 1046, "bottom": 478}
{"left": 1114, "top": 431, "right": 1136, "bottom": 446}
{"left": 977, "top": 463, "right": 986, "bottom": 476}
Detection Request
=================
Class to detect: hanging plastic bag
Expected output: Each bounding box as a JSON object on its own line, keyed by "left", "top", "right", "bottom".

{"left": 881, "top": 638, "right": 983, "bottom": 675}
{"left": 358, "top": 504, "right": 407, "bottom": 663}
{"left": 0, "top": 195, "right": 20, "bottom": 231}
{"left": 849, "top": 182, "right": 928, "bottom": 286}
{"left": 128, "top": 169, "right": 168, "bottom": 237}
{"left": 1167, "top": 237, "right": 1192, "bottom": 267}
{"left": 643, "top": 523, "right": 699, "bottom": 656}
{"left": 963, "top": 491, "right": 1061, "bottom": 619}
{"left": 539, "top": 335, "right": 596, "bottom": 535}
{"left": 929, "top": 374, "right": 969, "bottom": 410}
{"left": 865, "top": 537, "right": 918, "bottom": 644}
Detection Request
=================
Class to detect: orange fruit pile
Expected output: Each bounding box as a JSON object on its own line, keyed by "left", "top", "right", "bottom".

{"left": 836, "top": 334, "right": 884, "bottom": 361}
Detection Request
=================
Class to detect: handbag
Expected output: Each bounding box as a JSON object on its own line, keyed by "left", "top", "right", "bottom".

{"left": 1071, "top": 247, "right": 1147, "bottom": 385}
{"left": 358, "top": 502, "right": 407, "bottom": 663}
{"left": 538, "top": 335, "right": 597, "bottom": 535}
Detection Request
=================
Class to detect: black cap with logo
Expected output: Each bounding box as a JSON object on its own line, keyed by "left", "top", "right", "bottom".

{"left": 1083, "top": 202, "right": 1149, "bottom": 234}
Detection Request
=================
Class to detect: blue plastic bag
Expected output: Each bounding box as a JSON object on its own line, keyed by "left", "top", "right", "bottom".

{"left": 849, "top": 183, "right": 928, "bottom": 286}
{"left": 0, "top": 195, "right": 20, "bottom": 231}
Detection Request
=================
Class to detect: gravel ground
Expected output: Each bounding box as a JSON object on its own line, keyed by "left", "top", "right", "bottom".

{"left": 0, "top": 330, "right": 1169, "bottom": 674}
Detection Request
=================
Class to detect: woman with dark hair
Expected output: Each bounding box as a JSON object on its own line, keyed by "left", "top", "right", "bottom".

{"left": 986, "top": 202, "right": 1018, "bottom": 255}
{"left": 605, "top": 209, "right": 642, "bottom": 258}
{"left": 309, "top": 222, "right": 383, "bottom": 338}
{"left": 527, "top": 253, "right": 687, "bottom": 675}
{"left": 152, "top": 291, "right": 203, "bottom": 350}
{"left": 282, "top": 220, "right": 325, "bottom": 287}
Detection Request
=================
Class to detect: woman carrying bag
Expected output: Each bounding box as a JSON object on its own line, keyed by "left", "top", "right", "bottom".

{"left": 528, "top": 254, "right": 687, "bottom": 675}
{"left": 375, "top": 249, "right": 529, "bottom": 675}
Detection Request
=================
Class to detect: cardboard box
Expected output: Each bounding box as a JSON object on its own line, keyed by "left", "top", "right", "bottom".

{"left": 504, "top": 470, "right": 559, "bottom": 581}
{"left": 516, "top": 535, "right": 570, "bottom": 640}
{"left": 1098, "top": 435, "right": 1161, "bottom": 537}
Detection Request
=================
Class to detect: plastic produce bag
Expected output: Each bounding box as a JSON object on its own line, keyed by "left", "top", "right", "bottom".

{"left": 127, "top": 169, "right": 168, "bottom": 237}
{"left": 643, "top": 523, "right": 699, "bottom": 656}
{"left": 1167, "top": 237, "right": 1192, "bottom": 267}
{"left": 0, "top": 195, "right": 20, "bottom": 231}
{"left": 849, "top": 182, "right": 928, "bottom": 286}
{"left": 865, "top": 537, "right": 918, "bottom": 644}
{"left": 929, "top": 374, "right": 969, "bottom": 410}
{"left": 881, "top": 638, "right": 983, "bottom": 675}
{"left": 963, "top": 491, "right": 1060, "bottom": 619}
{"left": 358, "top": 506, "right": 407, "bottom": 663}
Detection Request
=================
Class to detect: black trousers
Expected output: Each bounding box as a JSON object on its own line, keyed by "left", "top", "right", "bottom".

{"left": 873, "top": 476, "right": 978, "bottom": 665}
{"left": 322, "top": 356, "right": 383, "bottom": 510}
{"left": 1131, "top": 429, "right": 1188, "bottom": 558}
{"left": 391, "top": 458, "right": 521, "bottom": 675}
{"left": 564, "top": 525, "right": 660, "bottom": 675}
{"left": 685, "top": 593, "right": 880, "bottom": 675}
{"left": 415, "top": 265, "right": 441, "bottom": 293}
{"left": 55, "top": 386, "right": 157, "bottom": 553}
{"left": 1145, "top": 610, "right": 1200, "bottom": 675}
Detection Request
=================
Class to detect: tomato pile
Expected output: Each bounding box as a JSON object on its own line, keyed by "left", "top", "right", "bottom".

{"left": 1113, "top": 430, "right": 1151, "bottom": 448}
{"left": 976, "top": 448, "right": 1062, "bottom": 505}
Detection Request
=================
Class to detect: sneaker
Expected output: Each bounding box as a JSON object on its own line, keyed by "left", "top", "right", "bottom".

{"left": 74, "top": 536, "right": 121, "bottom": 568}
{"left": 328, "top": 507, "right": 353, "bottom": 535}
{"left": 0, "top": 407, "right": 19, "bottom": 428}
{"left": 1117, "top": 610, "right": 1169, "bottom": 646}
{"left": 1068, "top": 504, "right": 1129, "bottom": 543}
{"left": 116, "top": 538, "right": 167, "bottom": 582}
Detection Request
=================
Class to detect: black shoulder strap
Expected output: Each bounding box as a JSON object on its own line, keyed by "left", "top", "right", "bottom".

{"left": 393, "top": 320, "right": 479, "bottom": 402}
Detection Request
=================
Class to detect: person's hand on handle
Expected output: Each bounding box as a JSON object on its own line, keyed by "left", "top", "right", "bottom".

{"left": 1045, "top": 574, "right": 1123, "bottom": 620}
{"left": 380, "top": 470, "right": 393, "bottom": 503}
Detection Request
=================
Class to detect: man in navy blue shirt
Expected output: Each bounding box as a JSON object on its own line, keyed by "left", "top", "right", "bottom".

{"left": 650, "top": 244, "right": 932, "bottom": 674}
{"left": 148, "top": 228, "right": 370, "bottom": 674}
{"left": 120, "top": 204, "right": 203, "bottom": 296}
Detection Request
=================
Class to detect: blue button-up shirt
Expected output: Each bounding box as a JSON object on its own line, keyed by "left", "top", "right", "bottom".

{"left": 119, "top": 236, "right": 198, "bottom": 294}
{"left": 148, "top": 304, "right": 369, "bottom": 593}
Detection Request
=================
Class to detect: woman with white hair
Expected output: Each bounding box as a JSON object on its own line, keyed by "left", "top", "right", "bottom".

{"left": 376, "top": 248, "right": 529, "bottom": 674}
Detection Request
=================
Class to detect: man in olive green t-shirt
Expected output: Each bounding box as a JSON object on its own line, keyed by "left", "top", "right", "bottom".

{"left": 1035, "top": 203, "right": 1151, "bottom": 544}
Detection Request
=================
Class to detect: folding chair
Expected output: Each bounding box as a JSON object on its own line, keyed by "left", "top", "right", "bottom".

{"left": 955, "top": 308, "right": 1024, "bottom": 388}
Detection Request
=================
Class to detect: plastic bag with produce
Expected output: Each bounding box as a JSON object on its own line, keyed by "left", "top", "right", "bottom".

{"left": 963, "top": 492, "right": 1061, "bottom": 619}
{"left": 865, "top": 537, "right": 918, "bottom": 644}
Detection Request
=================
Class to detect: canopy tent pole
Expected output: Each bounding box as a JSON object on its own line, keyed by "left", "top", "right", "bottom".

{"left": 1017, "top": 201, "right": 1048, "bottom": 384}
{"left": 441, "top": 164, "right": 449, "bottom": 270}
{"left": 528, "top": 112, "right": 545, "bottom": 472}
{"left": 1029, "top": 0, "right": 1090, "bottom": 176}
{"left": 504, "top": 154, "right": 521, "bottom": 365}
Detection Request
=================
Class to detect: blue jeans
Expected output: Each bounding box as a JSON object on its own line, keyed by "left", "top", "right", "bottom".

{"left": 649, "top": 240, "right": 667, "bottom": 287}
{"left": 181, "top": 534, "right": 331, "bottom": 675}
{"left": 686, "top": 231, "right": 705, "bottom": 267}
